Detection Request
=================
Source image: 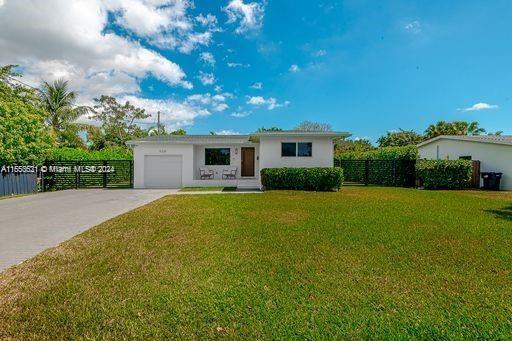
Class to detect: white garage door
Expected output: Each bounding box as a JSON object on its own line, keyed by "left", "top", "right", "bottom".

{"left": 144, "top": 155, "right": 182, "bottom": 188}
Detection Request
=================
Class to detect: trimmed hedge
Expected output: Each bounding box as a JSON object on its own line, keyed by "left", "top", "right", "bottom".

{"left": 261, "top": 167, "right": 344, "bottom": 191}
{"left": 49, "top": 147, "right": 133, "bottom": 161}
{"left": 336, "top": 145, "right": 418, "bottom": 161}
{"left": 416, "top": 160, "right": 472, "bottom": 190}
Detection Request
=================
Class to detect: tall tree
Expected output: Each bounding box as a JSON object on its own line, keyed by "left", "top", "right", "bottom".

{"left": 0, "top": 65, "right": 55, "bottom": 165}
{"left": 377, "top": 129, "right": 424, "bottom": 147}
{"left": 89, "top": 95, "right": 149, "bottom": 149}
{"left": 424, "top": 121, "right": 486, "bottom": 139}
{"left": 294, "top": 121, "right": 332, "bottom": 132}
{"left": 40, "top": 79, "right": 90, "bottom": 148}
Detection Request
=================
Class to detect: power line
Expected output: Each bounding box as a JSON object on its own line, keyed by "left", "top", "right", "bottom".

{"left": 2, "top": 74, "right": 42, "bottom": 93}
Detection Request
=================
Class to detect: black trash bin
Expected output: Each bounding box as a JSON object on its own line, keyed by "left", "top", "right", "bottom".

{"left": 481, "top": 172, "right": 503, "bottom": 191}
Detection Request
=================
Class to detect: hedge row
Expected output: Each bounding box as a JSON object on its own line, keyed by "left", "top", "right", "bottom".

{"left": 336, "top": 145, "right": 418, "bottom": 161}
{"left": 49, "top": 147, "right": 133, "bottom": 161}
{"left": 261, "top": 167, "right": 344, "bottom": 191}
{"left": 416, "top": 160, "right": 472, "bottom": 190}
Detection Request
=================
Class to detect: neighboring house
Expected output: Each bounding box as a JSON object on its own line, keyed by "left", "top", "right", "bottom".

{"left": 418, "top": 135, "right": 512, "bottom": 190}
{"left": 126, "top": 131, "right": 350, "bottom": 189}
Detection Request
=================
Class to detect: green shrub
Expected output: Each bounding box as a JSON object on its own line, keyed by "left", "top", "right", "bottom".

{"left": 336, "top": 145, "right": 418, "bottom": 161}
{"left": 49, "top": 147, "right": 133, "bottom": 161}
{"left": 416, "top": 160, "right": 472, "bottom": 190}
{"left": 261, "top": 167, "right": 344, "bottom": 191}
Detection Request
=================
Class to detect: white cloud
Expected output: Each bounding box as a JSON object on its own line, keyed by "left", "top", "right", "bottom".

{"left": 227, "top": 62, "right": 250, "bottom": 68}
{"left": 314, "top": 49, "right": 327, "bottom": 57}
{"left": 247, "top": 96, "right": 289, "bottom": 110}
{"left": 199, "top": 52, "right": 215, "bottom": 66}
{"left": 289, "top": 64, "right": 300, "bottom": 73}
{"left": 104, "top": 0, "right": 216, "bottom": 53}
{"left": 0, "top": 0, "right": 192, "bottom": 106}
{"left": 460, "top": 102, "right": 499, "bottom": 112}
{"left": 250, "top": 82, "right": 262, "bottom": 89}
{"left": 120, "top": 95, "right": 210, "bottom": 130}
{"left": 212, "top": 103, "right": 229, "bottom": 112}
{"left": 224, "top": 0, "right": 265, "bottom": 34}
{"left": 231, "top": 110, "right": 250, "bottom": 118}
{"left": 404, "top": 20, "right": 422, "bottom": 34}
{"left": 216, "top": 129, "right": 240, "bottom": 135}
{"left": 186, "top": 92, "right": 231, "bottom": 112}
{"left": 196, "top": 13, "right": 220, "bottom": 30}
{"left": 197, "top": 71, "right": 216, "bottom": 85}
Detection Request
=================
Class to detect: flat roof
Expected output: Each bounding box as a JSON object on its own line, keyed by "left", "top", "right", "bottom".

{"left": 127, "top": 130, "right": 351, "bottom": 145}
{"left": 418, "top": 135, "right": 512, "bottom": 147}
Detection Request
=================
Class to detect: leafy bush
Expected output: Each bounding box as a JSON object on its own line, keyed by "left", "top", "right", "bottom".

{"left": 261, "top": 167, "right": 344, "bottom": 191}
{"left": 1, "top": 71, "right": 55, "bottom": 165}
{"left": 416, "top": 160, "right": 472, "bottom": 190}
{"left": 49, "top": 147, "right": 133, "bottom": 161}
{"left": 336, "top": 145, "right": 418, "bottom": 161}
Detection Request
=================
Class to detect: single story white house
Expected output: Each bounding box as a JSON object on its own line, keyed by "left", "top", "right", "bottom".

{"left": 126, "top": 131, "right": 350, "bottom": 189}
{"left": 418, "top": 135, "right": 512, "bottom": 190}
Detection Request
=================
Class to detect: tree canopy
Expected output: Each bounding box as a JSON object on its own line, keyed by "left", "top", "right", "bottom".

{"left": 377, "top": 129, "right": 424, "bottom": 147}
{"left": 88, "top": 95, "right": 150, "bottom": 150}
{"left": 294, "top": 121, "right": 332, "bottom": 132}
{"left": 0, "top": 65, "right": 55, "bottom": 165}
{"left": 424, "top": 121, "right": 486, "bottom": 139}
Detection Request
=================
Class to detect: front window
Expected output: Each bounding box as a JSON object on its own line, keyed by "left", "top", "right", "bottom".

{"left": 281, "top": 143, "right": 297, "bottom": 157}
{"left": 205, "top": 148, "right": 230, "bottom": 165}
{"left": 281, "top": 142, "right": 313, "bottom": 157}
{"left": 298, "top": 142, "right": 312, "bottom": 157}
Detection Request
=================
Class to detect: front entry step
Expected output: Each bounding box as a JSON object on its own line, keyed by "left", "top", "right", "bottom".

{"left": 236, "top": 179, "right": 261, "bottom": 190}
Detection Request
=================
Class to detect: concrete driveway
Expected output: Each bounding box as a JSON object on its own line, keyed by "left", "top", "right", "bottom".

{"left": 0, "top": 189, "right": 177, "bottom": 272}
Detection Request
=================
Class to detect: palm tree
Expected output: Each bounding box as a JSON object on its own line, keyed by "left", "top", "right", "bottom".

{"left": 40, "top": 79, "right": 91, "bottom": 147}
{"left": 424, "top": 121, "right": 486, "bottom": 139}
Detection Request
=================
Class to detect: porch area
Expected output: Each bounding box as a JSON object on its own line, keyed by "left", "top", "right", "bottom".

{"left": 190, "top": 143, "right": 261, "bottom": 189}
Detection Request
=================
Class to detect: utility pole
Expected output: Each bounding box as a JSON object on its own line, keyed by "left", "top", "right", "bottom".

{"left": 157, "top": 111, "right": 161, "bottom": 135}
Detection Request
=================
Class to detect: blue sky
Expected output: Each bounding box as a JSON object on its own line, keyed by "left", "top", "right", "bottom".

{"left": 1, "top": 0, "right": 511, "bottom": 141}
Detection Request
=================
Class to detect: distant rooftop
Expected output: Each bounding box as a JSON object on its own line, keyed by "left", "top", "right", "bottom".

{"left": 418, "top": 135, "right": 512, "bottom": 147}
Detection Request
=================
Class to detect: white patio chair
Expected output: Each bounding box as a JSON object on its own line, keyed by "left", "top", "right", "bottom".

{"left": 199, "top": 168, "right": 214, "bottom": 180}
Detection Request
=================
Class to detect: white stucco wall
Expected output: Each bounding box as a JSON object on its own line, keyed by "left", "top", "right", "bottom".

{"left": 132, "top": 143, "right": 194, "bottom": 188}
{"left": 418, "top": 139, "right": 512, "bottom": 190}
{"left": 193, "top": 144, "right": 260, "bottom": 180}
{"left": 258, "top": 136, "right": 334, "bottom": 170}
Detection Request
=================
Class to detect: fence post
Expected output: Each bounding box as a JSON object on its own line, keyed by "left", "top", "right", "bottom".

{"left": 103, "top": 160, "right": 107, "bottom": 188}
{"left": 392, "top": 160, "right": 397, "bottom": 186}
{"left": 129, "top": 160, "right": 134, "bottom": 188}
{"left": 364, "top": 160, "right": 369, "bottom": 186}
{"left": 75, "top": 161, "right": 79, "bottom": 189}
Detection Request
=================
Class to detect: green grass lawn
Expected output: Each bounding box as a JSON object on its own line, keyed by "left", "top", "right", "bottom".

{"left": 1, "top": 187, "right": 511, "bottom": 339}
{"left": 179, "top": 186, "right": 237, "bottom": 192}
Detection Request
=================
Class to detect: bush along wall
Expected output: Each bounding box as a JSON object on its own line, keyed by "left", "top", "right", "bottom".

{"left": 261, "top": 167, "right": 344, "bottom": 191}
{"left": 336, "top": 145, "right": 418, "bottom": 161}
{"left": 416, "top": 160, "right": 472, "bottom": 190}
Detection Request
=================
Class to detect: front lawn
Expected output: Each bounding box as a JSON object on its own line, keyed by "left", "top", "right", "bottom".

{"left": 1, "top": 187, "right": 511, "bottom": 338}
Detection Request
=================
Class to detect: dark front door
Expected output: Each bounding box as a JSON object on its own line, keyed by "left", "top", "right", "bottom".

{"left": 241, "top": 147, "right": 255, "bottom": 177}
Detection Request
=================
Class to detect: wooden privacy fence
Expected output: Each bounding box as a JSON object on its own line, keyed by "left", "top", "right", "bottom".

{"left": 41, "top": 160, "right": 133, "bottom": 191}
{"left": 334, "top": 159, "right": 417, "bottom": 187}
{"left": 0, "top": 172, "right": 38, "bottom": 197}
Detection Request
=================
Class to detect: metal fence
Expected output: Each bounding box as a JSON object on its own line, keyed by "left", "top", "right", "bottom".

{"left": 0, "top": 172, "right": 38, "bottom": 197}
{"left": 41, "top": 160, "right": 133, "bottom": 191}
{"left": 334, "top": 159, "right": 416, "bottom": 187}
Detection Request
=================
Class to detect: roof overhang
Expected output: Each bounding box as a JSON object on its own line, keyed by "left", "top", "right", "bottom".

{"left": 418, "top": 135, "right": 512, "bottom": 148}
{"left": 126, "top": 131, "right": 352, "bottom": 146}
